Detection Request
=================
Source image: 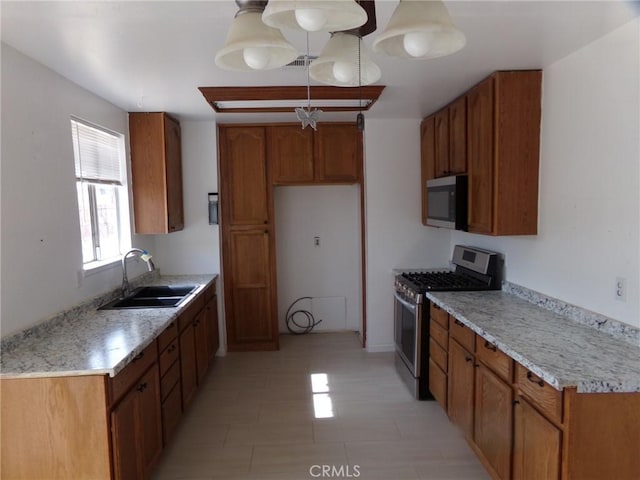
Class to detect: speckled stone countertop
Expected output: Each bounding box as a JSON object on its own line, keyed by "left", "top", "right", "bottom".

{"left": 0, "top": 274, "right": 217, "bottom": 379}
{"left": 426, "top": 290, "right": 640, "bottom": 393}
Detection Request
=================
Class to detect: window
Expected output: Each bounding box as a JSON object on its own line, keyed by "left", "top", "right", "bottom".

{"left": 71, "top": 118, "right": 131, "bottom": 266}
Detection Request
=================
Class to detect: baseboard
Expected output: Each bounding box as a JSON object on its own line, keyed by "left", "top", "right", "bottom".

{"left": 365, "top": 343, "right": 395, "bottom": 353}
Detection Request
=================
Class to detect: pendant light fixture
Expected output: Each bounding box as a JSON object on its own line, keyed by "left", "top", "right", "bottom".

{"left": 262, "top": 0, "right": 368, "bottom": 33}
{"left": 372, "top": 0, "right": 465, "bottom": 59}
{"left": 215, "top": 0, "right": 299, "bottom": 71}
{"left": 309, "top": 31, "right": 381, "bottom": 87}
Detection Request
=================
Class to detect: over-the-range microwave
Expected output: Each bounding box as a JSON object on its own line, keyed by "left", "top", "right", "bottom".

{"left": 426, "top": 174, "right": 468, "bottom": 231}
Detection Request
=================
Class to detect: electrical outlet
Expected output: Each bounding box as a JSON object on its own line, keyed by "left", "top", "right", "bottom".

{"left": 314, "top": 236, "right": 320, "bottom": 247}
{"left": 615, "top": 277, "right": 626, "bottom": 301}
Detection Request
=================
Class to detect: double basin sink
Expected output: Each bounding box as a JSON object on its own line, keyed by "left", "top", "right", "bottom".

{"left": 99, "top": 285, "right": 198, "bottom": 310}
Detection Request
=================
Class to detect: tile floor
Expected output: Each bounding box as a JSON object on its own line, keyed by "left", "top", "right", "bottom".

{"left": 153, "top": 332, "right": 489, "bottom": 480}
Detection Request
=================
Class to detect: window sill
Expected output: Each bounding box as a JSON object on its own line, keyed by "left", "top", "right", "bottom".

{"left": 82, "top": 258, "right": 121, "bottom": 278}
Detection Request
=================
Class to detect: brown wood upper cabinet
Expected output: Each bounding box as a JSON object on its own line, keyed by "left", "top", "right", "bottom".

{"left": 270, "top": 123, "right": 362, "bottom": 185}
{"left": 129, "top": 112, "right": 184, "bottom": 234}
{"left": 467, "top": 71, "right": 542, "bottom": 235}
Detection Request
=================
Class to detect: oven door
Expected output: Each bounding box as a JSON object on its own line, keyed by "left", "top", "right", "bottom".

{"left": 394, "top": 292, "right": 422, "bottom": 378}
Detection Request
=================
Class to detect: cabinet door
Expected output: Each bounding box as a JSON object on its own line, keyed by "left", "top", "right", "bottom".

{"left": 179, "top": 325, "right": 198, "bottom": 408}
{"left": 138, "top": 365, "right": 163, "bottom": 479}
{"left": 315, "top": 124, "right": 361, "bottom": 183}
{"left": 434, "top": 109, "right": 450, "bottom": 177}
{"left": 111, "top": 386, "right": 139, "bottom": 480}
{"left": 421, "top": 116, "right": 436, "bottom": 225}
{"left": 269, "top": 125, "right": 314, "bottom": 184}
{"left": 513, "top": 397, "right": 561, "bottom": 480}
{"left": 448, "top": 338, "right": 475, "bottom": 438}
{"left": 474, "top": 363, "right": 513, "bottom": 480}
{"left": 219, "top": 126, "right": 269, "bottom": 225}
{"left": 205, "top": 295, "right": 219, "bottom": 363}
{"left": 194, "top": 310, "right": 209, "bottom": 385}
{"left": 164, "top": 114, "right": 184, "bottom": 232}
{"left": 449, "top": 96, "right": 467, "bottom": 174}
{"left": 467, "top": 77, "right": 495, "bottom": 234}
{"left": 226, "top": 228, "right": 276, "bottom": 348}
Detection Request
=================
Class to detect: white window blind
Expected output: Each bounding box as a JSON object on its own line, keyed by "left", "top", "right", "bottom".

{"left": 71, "top": 118, "right": 123, "bottom": 185}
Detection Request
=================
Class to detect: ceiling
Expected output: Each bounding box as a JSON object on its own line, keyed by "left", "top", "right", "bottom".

{"left": 2, "top": 1, "right": 638, "bottom": 123}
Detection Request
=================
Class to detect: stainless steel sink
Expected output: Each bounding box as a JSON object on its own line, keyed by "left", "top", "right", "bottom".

{"left": 99, "top": 285, "right": 197, "bottom": 310}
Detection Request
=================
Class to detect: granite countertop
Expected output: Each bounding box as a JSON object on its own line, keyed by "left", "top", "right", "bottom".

{"left": 426, "top": 290, "right": 640, "bottom": 393}
{"left": 0, "top": 274, "right": 217, "bottom": 380}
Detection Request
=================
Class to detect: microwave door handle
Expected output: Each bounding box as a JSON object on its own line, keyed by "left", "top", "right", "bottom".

{"left": 394, "top": 292, "right": 417, "bottom": 313}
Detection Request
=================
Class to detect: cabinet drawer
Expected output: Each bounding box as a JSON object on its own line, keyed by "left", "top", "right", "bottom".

{"left": 449, "top": 317, "right": 475, "bottom": 353}
{"left": 516, "top": 363, "right": 563, "bottom": 424}
{"left": 160, "top": 360, "right": 181, "bottom": 401}
{"left": 157, "top": 321, "right": 178, "bottom": 352}
{"left": 476, "top": 337, "right": 513, "bottom": 382}
{"left": 429, "top": 358, "right": 447, "bottom": 411}
{"left": 159, "top": 338, "right": 179, "bottom": 376}
{"left": 430, "top": 303, "right": 449, "bottom": 329}
{"left": 430, "top": 320, "right": 449, "bottom": 351}
{"left": 178, "top": 294, "right": 205, "bottom": 332}
{"left": 110, "top": 342, "right": 158, "bottom": 405}
{"left": 429, "top": 337, "right": 448, "bottom": 373}
{"left": 162, "top": 382, "right": 183, "bottom": 446}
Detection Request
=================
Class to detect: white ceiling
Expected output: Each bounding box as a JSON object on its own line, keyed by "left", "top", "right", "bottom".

{"left": 2, "top": 1, "right": 638, "bottom": 122}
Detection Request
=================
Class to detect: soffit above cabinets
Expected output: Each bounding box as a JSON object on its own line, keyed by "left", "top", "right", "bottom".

{"left": 198, "top": 85, "right": 386, "bottom": 113}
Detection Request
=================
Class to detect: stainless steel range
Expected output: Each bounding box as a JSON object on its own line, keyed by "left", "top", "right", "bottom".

{"left": 393, "top": 245, "right": 502, "bottom": 399}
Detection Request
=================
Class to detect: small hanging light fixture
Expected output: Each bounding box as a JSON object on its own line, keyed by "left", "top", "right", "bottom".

{"left": 262, "top": 0, "right": 368, "bottom": 33}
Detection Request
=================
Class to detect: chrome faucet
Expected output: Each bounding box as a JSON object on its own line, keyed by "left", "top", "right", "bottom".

{"left": 121, "top": 248, "right": 156, "bottom": 298}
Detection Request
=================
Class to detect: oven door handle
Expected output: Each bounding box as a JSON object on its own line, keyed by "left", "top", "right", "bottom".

{"left": 394, "top": 292, "right": 417, "bottom": 313}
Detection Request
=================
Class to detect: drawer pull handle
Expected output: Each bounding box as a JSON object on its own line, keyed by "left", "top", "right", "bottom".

{"left": 137, "top": 382, "right": 148, "bottom": 392}
{"left": 465, "top": 355, "right": 473, "bottom": 363}
{"left": 132, "top": 352, "right": 144, "bottom": 362}
{"left": 484, "top": 341, "right": 497, "bottom": 352}
{"left": 527, "top": 371, "right": 545, "bottom": 387}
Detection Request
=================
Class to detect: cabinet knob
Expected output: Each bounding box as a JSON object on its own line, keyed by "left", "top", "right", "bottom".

{"left": 513, "top": 399, "right": 520, "bottom": 406}
{"left": 137, "top": 382, "right": 148, "bottom": 392}
{"left": 465, "top": 356, "right": 473, "bottom": 363}
{"left": 526, "top": 371, "right": 545, "bottom": 387}
{"left": 132, "top": 352, "right": 144, "bottom": 362}
{"left": 484, "top": 340, "right": 497, "bottom": 352}
{"left": 454, "top": 319, "right": 464, "bottom": 327}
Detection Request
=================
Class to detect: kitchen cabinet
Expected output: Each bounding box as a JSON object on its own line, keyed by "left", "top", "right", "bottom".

{"left": 129, "top": 112, "right": 184, "bottom": 234}
{"left": 204, "top": 292, "right": 220, "bottom": 363}
{"left": 420, "top": 117, "right": 436, "bottom": 226}
{"left": 157, "top": 322, "right": 182, "bottom": 445}
{"left": 428, "top": 303, "right": 449, "bottom": 409}
{"left": 111, "top": 364, "right": 163, "bottom": 480}
{"left": 270, "top": 123, "right": 362, "bottom": 185}
{"left": 434, "top": 108, "right": 450, "bottom": 177}
{"left": 448, "top": 95, "right": 467, "bottom": 175}
{"left": 448, "top": 337, "right": 475, "bottom": 438}
{"left": 467, "top": 70, "right": 542, "bottom": 235}
{"left": 178, "top": 296, "right": 204, "bottom": 408}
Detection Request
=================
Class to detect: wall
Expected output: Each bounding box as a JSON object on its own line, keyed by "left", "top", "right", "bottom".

{"left": 274, "top": 185, "right": 361, "bottom": 333}
{"left": 364, "top": 119, "right": 452, "bottom": 352}
{"left": 153, "top": 121, "right": 219, "bottom": 275}
{"left": 451, "top": 18, "right": 640, "bottom": 328}
{"left": 1, "top": 43, "right": 154, "bottom": 337}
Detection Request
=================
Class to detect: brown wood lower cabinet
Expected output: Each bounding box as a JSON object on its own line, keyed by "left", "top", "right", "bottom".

{"left": 448, "top": 338, "right": 475, "bottom": 438}
{"left": 513, "top": 396, "right": 561, "bottom": 480}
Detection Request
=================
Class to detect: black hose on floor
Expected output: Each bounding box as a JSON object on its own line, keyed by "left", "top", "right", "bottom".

{"left": 285, "top": 296, "right": 322, "bottom": 335}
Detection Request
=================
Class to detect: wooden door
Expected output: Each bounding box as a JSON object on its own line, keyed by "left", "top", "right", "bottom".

{"left": 474, "top": 363, "right": 513, "bottom": 479}
{"left": 315, "top": 124, "right": 361, "bottom": 183}
{"left": 421, "top": 116, "right": 436, "bottom": 225}
{"left": 467, "top": 77, "right": 495, "bottom": 234}
{"left": 227, "top": 228, "right": 276, "bottom": 348}
{"left": 513, "top": 397, "right": 561, "bottom": 480}
{"left": 204, "top": 295, "right": 219, "bottom": 363}
{"left": 434, "top": 108, "right": 450, "bottom": 177}
{"left": 219, "top": 126, "right": 269, "bottom": 225}
{"left": 111, "top": 386, "right": 139, "bottom": 480}
{"left": 269, "top": 125, "right": 314, "bottom": 183}
{"left": 138, "top": 365, "right": 162, "bottom": 479}
{"left": 179, "top": 325, "right": 197, "bottom": 408}
{"left": 448, "top": 338, "right": 475, "bottom": 438}
{"left": 449, "top": 96, "right": 467, "bottom": 174}
{"left": 164, "top": 114, "right": 184, "bottom": 232}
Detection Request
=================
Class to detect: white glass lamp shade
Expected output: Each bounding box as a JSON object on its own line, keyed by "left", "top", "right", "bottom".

{"left": 215, "top": 11, "right": 299, "bottom": 71}
{"left": 372, "top": 0, "right": 466, "bottom": 59}
{"left": 309, "top": 32, "right": 381, "bottom": 87}
{"left": 262, "top": 0, "right": 367, "bottom": 32}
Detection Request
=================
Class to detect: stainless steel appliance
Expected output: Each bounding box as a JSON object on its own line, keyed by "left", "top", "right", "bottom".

{"left": 393, "top": 245, "right": 501, "bottom": 399}
{"left": 425, "top": 175, "right": 468, "bottom": 230}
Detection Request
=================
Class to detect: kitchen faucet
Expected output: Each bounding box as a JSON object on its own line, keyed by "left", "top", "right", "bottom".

{"left": 121, "top": 248, "right": 155, "bottom": 298}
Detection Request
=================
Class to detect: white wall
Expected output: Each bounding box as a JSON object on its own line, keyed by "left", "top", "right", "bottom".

{"left": 154, "top": 121, "right": 219, "bottom": 275}
{"left": 364, "top": 119, "right": 452, "bottom": 352}
{"left": 451, "top": 18, "right": 640, "bottom": 329}
{"left": 274, "top": 185, "right": 361, "bottom": 333}
{"left": 1, "top": 43, "right": 154, "bottom": 337}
